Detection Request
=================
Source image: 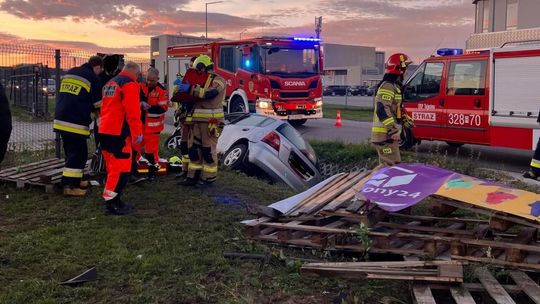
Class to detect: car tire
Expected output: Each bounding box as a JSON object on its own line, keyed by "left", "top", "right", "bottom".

{"left": 331, "top": 92, "right": 336, "bottom": 96}
{"left": 446, "top": 142, "right": 464, "bottom": 148}
{"left": 289, "top": 119, "right": 307, "bottom": 126}
{"left": 223, "top": 143, "right": 248, "bottom": 170}
{"left": 229, "top": 96, "right": 247, "bottom": 113}
{"left": 399, "top": 127, "right": 416, "bottom": 150}
{"left": 164, "top": 129, "right": 182, "bottom": 150}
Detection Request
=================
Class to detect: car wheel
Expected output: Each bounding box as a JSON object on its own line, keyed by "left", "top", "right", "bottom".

{"left": 223, "top": 143, "right": 248, "bottom": 170}
{"left": 399, "top": 127, "right": 416, "bottom": 150}
{"left": 230, "top": 96, "right": 247, "bottom": 113}
{"left": 331, "top": 92, "right": 336, "bottom": 96}
{"left": 446, "top": 142, "right": 464, "bottom": 148}
{"left": 164, "top": 130, "right": 182, "bottom": 150}
{"left": 289, "top": 119, "right": 307, "bottom": 126}
{"left": 347, "top": 92, "right": 352, "bottom": 96}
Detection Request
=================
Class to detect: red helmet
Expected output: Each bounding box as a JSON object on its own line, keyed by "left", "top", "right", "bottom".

{"left": 385, "top": 53, "right": 413, "bottom": 75}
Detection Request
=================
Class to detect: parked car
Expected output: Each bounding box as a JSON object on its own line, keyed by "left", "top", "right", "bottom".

{"left": 350, "top": 85, "right": 368, "bottom": 96}
{"left": 41, "top": 78, "right": 56, "bottom": 96}
{"left": 164, "top": 113, "right": 322, "bottom": 191}
{"left": 366, "top": 85, "right": 378, "bottom": 96}
{"left": 323, "top": 85, "right": 351, "bottom": 96}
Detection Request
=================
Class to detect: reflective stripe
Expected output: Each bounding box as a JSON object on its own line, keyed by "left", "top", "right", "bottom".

{"left": 192, "top": 111, "right": 224, "bottom": 119}
{"left": 382, "top": 117, "right": 395, "bottom": 126}
{"left": 203, "top": 165, "right": 218, "bottom": 173}
{"left": 382, "top": 147, "right": 393, "bottom": 154}
{"left": 102, "top": 189, "right": 118, "bottom": 201}
{"left": 380, "top": 94, "right": 393, "bottom": 101}
{"left": 158, "top": 100, "right": 168, "bottom": 106}
{"left": 182, "top": 156, "right": 190, "bottom": 163}
{"left": 147, "top": 113, "right": 164, "bottom": 118}
{"left": 377, "top": 89, "right": 395, "bottom": 97}
{"left": 193, "top": 108, "right": 223, "bottom": 114}
{"left": 63, "top": 167, "right": 83, "bottom": 178}
{"left": 532, "top": 159, "right": 540, "bottom": 169}
{"left": 189, "top": 163, "right": 203, "bottom": 170}
{"left": 147, "top": 121, "right": 163, "bottom": 127}
{"left": 62, "top": 75, "right": 91, "bottom": 92}
{"left": 372, "top": 126, "right": 388, "bottom": 133}
{"left": 93, "top": 100, "right": 102, "bottom": 108}
{"left": 53, "top": 119, "right": 90, "bottom": 136}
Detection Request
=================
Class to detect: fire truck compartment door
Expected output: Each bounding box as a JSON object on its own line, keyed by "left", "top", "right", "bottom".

{"left": 491, "top": 52, "right": 540, "bottom": 129}
{"left": 443, "top": 60, "right": 489, "bottom": 145}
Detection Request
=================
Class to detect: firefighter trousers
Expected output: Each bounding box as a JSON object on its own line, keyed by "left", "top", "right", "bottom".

{"left": 180, "top": 123, "right": 193, "bottom": 173}
{"left": 143, "top": 131, "right": 161, "bottom": 164}
{"left": 187, "top": 122, "right": 218, "bottom": 183}
{"left": 373, "top": 140, "right": 400, "bottom": 167}
{"left": 100, "top": 135, "right": 133, "bottom": 202}
{"left": 531, "top": 137, "right": 540, "bottom": 175}
{"left": 60, "top": 132, "right": 88, "bottom": 188}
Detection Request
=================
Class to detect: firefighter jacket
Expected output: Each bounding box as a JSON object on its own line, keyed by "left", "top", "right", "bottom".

{"left": 371, "top": 81, "right": 402, "bottom": 143}
{"left": 53, "top": 63, "right": 102, "bottom": 136}
{"left": 186, "top": 73, "right": 226, "bottom": 124}
{"left": 99, "top": 71, "right": 142, "bottom": 141}
{"left": 140, "top": 82, "right": 168, "bottom": 133}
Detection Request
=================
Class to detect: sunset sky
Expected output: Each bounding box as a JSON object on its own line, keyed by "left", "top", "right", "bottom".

{"left": 0, "top": 0, "right": 474, "bottom": 62}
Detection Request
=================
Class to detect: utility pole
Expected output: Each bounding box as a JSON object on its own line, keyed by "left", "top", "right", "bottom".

{"left": 315, "top": 16, "right": 322, "bottom": 39}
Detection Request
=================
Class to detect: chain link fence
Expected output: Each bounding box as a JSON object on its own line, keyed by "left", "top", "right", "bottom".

{"left": 0, "top": 43, "right": 150, "bottom": 168}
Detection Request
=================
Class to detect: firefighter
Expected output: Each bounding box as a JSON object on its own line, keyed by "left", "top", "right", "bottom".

{"left": 139, "top": 67, "right": 168, "bottom": 182}
{"left": 174, "top": 56, "right": 197, "bottom": 180}
{"left": 371, "top": 53, "right": 413, "bottom": 166}
{"left": 0, "top": 82, "right": 12, "bottom": 165}
{"left": 523, "top": 114, "right": 540, "bottom": 180}
{"left": 53, "top": 56, "right": 103, "bottom": 196}
{"left": 99, "top": 62, "right": 143, "bottom": 215}
{"left": 178, "top": 55, "right": 225, "bottom": 187}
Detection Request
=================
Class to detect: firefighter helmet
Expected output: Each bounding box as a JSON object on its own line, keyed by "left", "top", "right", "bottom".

{"left": 193, "top": 55, "right": 213, "bottom": 71}
{"left": 385, "top": 53, "right": 412, "bottom": 75}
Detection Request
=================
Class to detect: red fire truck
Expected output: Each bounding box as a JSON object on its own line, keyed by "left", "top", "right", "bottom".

{"left": 401, "top": 46, "right": 540, "bottom": 151}
{"left": 167, "top": 37, "right": 324, "bottom": 125}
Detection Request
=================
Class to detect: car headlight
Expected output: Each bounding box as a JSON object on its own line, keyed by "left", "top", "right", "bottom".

{"left": 314, "top": 97, "right": 323, "bottom": 107}
{"left": 42, "top": 87, "right": 48, "bottom": 92}
{"left": 257, "top": 98, "right": 272, "bottom": 109}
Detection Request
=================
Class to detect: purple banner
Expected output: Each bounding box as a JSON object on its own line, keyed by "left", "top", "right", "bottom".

{"left": 359, "top": 164, "right": 455, "bottom": 212}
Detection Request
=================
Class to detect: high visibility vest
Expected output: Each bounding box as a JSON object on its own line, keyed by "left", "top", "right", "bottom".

{"left": 140, "top": 83, "right": 168, "bottom": 133}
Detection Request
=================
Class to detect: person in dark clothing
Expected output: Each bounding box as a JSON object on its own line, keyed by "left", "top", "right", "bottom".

{"left": 523, "top": 111, "right": 540, "bottom": 180}
{"left": 54, "top": 56, "right": 103, "bottom": 196}
{"left": 0, "top": 83, "right": 12, "bottom": 165}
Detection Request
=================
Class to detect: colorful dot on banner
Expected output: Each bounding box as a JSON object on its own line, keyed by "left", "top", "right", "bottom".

{"left": 446, "top": 179, "right": 474, "bottom": 189}
{"left": 485, "top": 191, "right": 518, "bottom": 205}
{"left": 529, "top": 201, "right": 540, "bottom": 217}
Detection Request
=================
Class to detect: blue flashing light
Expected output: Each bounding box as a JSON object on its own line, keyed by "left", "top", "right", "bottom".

{"left": 245, "top": 59, "right": 251, "bottom": 68}
{"left": 293, "top": 37, "right": 321, "bottom": 42}
{"left": 437, "top": 48, "right": 464, "bottom": 56}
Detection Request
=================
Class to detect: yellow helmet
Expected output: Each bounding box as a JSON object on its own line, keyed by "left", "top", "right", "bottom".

{"left": 169, "top": 156, "right": 182, "bottom": 165}
{"left": 193, "top": 55, "right": 213, "bottom": 70}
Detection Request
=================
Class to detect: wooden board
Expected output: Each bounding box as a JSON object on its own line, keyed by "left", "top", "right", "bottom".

{"left": 412, "top": 284, "right": 437, "bottom": 304}
{"left": 508, "top": 271, "right": 540, "bottom": 304}
{"left": 449, "top": 286, "right": 476, "bottom": 304}
{"left": 475, "top": 267, "right": 516, "bottom": 304}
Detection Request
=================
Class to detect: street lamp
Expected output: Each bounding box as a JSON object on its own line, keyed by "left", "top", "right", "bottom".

{"left": 206, "top": 1, "right": 224, "bottom": 41}
{"left": 240, "top": 29, "right": 247, "bottom": 40}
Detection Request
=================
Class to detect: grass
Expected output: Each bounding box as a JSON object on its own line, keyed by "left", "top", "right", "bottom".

{"left": 0, "top": 140, "right": 410, "bottom": 304}
{"left": 322, "top": 104, "right": 372, "bottom": 122}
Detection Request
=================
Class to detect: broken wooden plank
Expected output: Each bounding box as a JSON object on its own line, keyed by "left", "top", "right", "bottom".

{"left": 388, "top": 212, "right": 488, "bottom": 224}
{"left": 412, "top": 284, "right": 437, "bottom": 304}
{"left": 508, "top": 271, "right": 540, "bottom": 304}
{"left": 376, "top": 222, "right": 474, "bottom": 236}
{"left": 449, "top": 286, "right": 476, "bottom": 304}
{"left": 506, "top": 227, "right": 537, "bottom": 263}
{"left": 453, "top": 255, "right": 540, "bottom": 272}
{"left": 475, "top": 267, "right": 516, "bottom": 304}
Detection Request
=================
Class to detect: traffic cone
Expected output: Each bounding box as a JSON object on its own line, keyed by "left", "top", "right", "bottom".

{"left": 335, "top": 110, "right": 343, "bottom": 127}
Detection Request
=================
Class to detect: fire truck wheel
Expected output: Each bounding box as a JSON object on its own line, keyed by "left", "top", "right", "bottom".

{"left": 399, "top": 127, "right": 416, "bottom": 150}
{"left": 446, "top": 142, "right": 464, "bottom": 148}
{"left": 289, "top": 119, "right": 307, "bottom": 126}
{"left": 223, "top": 143, "right": 248, "bottom": 170}
{"left": 230, "top": 97, "right": 247, "bottom": 113}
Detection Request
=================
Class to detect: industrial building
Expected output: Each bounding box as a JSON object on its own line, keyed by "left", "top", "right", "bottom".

{"left": 322, "top": 43, "right": 384, "bottom": 87}
{"left": 468, "top": 0, "right": 540, "bottom": 49}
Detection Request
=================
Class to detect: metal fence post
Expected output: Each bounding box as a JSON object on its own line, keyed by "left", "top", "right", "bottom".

{"left": 54, "top": 49, "right": 61, "bottom": 159}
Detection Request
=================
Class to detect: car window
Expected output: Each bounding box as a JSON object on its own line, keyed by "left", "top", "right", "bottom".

{"left": 234, "top": 115, "right": 275, "bottom": 127}
{"left": 446, "top": 61, "right": 486, "bottom": 96}
{"left": 276, "top": 124, "right": 317, "bottom": 164}
{"left": 404, "top": 62, "right": 444, "bottom": 102}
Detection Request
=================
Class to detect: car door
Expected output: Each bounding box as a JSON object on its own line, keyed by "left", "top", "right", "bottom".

{"left": 403, "top": 61, "right": 446, "bottom": 140}
{"left": 442, "top": 59, "right": 489, "bottom": 144}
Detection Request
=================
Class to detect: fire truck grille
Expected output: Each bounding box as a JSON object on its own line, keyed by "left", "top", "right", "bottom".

{"left": 280, "top": 91, "right": 309, "bottom": 99}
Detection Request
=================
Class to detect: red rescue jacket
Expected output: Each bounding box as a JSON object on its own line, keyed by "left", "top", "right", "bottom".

{"left": 99, "top": 71, "right": 142, "bottom": 140}
{"left": 140, "top": 82, "right": 168, "bottom": 134}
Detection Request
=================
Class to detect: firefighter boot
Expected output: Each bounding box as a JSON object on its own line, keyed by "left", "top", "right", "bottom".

{"left": 178, "top": 177, "right": 197, "bottom": 187}
{"left": 147, "top": 164, "right": 157, "bottom": 182}
{"left": 128, "top": 173, "right": 147, "bottom": 185}
{"left": 105, "top": 198, "right": 134, "bottom": 216}
{"left": 175, "top": 171, "right": 187, "bottom": 180}
{"left": 64, "top": 186, "right": 87, "bottom": 197}
{"left": 80, "top": 180, "right": 89, "bottom": 189}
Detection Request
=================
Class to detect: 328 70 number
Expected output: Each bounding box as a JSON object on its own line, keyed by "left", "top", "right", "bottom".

{"left": 448, "top": 113, "right": 481, "bottom": 127}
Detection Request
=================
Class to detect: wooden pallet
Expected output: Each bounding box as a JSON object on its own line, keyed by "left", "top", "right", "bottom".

{"left": 245, "top": 208, "right": 540, "bottom": 271}
{"left": 414, "top": 267, "right": 540, "bottom": 304}
{"left": 0, "top": 158, "right": 90, "bottom": 193}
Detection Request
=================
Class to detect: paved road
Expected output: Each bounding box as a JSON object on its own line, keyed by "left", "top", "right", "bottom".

{"left": 323, "top": 95, "right": 374, "bottom": 108}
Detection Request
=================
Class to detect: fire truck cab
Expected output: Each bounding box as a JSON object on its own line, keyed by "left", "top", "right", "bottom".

{"left": 167, "top": 37, "right": 324, "bottom": 125}
{"left": 402, "top": 47, "right": 540, "bottom": 151}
